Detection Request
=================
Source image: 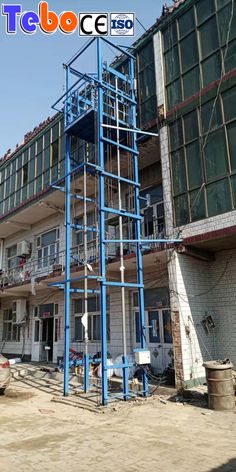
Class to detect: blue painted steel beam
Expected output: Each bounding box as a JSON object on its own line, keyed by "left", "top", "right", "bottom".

{"left": 102, "top": 207, "right": 142, "bottom": 220}
{"left": 101, "top": 170, "right": 140, "bottom": 187}
{"left": 102, "top": 136, "right": 139, "bottom": 155}
{"left": 104, "top": 281, "right": 144, "bottom": 288}
{"left": 64, "top": 132, "right": 71, "bottom": 397}
{"left": 129, "top": 56, "right": 148, "bottom": 398}
{"left": 103, "top": 239, "right": 182, "bottom": 244}
{"left": 97, "top": 38, "right": 108, "bottom": 406}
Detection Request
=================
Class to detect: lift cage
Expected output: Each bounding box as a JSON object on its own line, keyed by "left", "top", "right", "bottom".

{"left": 51, "top": 37, "right": 181, "bottom": 405}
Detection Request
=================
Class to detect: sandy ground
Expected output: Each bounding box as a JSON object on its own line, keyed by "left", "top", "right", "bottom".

{"left": 0, "top": 381, "right": 236, "bottom": 472}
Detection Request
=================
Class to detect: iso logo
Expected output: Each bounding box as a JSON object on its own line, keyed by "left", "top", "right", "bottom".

{"left": 110, "top": 13, "right": 134, "bottom": 36}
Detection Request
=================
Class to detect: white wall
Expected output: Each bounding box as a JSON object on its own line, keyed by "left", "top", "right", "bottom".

{"left": 168, "top": 248, "right": 236, "bottom": 386}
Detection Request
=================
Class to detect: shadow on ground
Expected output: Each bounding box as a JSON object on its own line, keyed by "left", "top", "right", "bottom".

{"left": 210, "top": 459, "right": 236, "bottom": 471}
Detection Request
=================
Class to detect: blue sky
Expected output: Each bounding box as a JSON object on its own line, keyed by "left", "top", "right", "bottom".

{"left": 0, "top": 1, "right": 163, "bottom": 157}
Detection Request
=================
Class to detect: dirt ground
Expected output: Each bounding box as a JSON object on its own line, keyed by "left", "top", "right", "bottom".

{"left": 0, "top": 381, "right": 236, "bottom": 472}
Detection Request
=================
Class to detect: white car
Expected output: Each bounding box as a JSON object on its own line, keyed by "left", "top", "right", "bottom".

{"left": 0, "top": 354, "right": 10, "bottom": 394}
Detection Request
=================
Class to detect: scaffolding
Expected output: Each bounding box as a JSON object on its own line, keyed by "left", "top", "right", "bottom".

{"left": 52, "top": 38, "right": 181, "bottom": 405}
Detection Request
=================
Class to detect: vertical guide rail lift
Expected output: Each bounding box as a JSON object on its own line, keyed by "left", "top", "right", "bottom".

{"left": 51, "top": 37, "right": 181, "bottom": 405}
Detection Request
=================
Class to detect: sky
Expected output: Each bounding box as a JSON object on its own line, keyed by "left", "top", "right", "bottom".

{"left": 0, "top": 0, "right": 164, "bottom": 157}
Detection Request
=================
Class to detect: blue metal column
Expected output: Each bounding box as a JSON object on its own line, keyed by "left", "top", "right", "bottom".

{"left": 129, "top": 57, "right": 148, "bottom": 397}
{"left": 64, "top": 132, "right": 71, "bottom": 396}
{"left": 97, "top": 38, "right": 108, "bottom": 406}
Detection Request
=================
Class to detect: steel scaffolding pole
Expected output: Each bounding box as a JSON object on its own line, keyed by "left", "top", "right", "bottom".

{"left": 97, "top": 38, "right": 108, "bottom": 406}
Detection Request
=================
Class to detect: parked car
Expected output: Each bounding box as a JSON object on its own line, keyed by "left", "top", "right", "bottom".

{"left": 0, "top": 354, "right": 10, "bottom": 394}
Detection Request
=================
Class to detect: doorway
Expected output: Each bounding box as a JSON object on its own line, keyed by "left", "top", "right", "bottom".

{"left": 42, "top": 317, "right": 54, "bottom": 362}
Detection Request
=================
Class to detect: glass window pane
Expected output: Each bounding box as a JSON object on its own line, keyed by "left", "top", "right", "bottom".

{"left": 231, "top": 174, "right": 236, "bottom": 207}
{"left": 138, "top": 41, "right": 154, "bottom": 69}
{"left": 196, "top": 0, "right": 215, "bottom": 24}
{"left": 224, "top": 38, "right": 236, "bottom": 73}
{"left": 202, "top": 51, "right": 222, "bottom": 87}
{"left": 180, "top": 32, "right": 198, "bottom": 72}
{"left": 171, "top": 149, "right": 187, "bottom": 195}
{"left": 140, "top": 96, "right": 157, "bottom": 125}
{"left": 135, "top": 312, "right": 141, "bottom": 343}
{"left": 223, "top": 86, "right": 236, "bottom": 121}
{"left": 75, "top": 316, "right": 83, "bottom": 341}
{"left": 183, "top": 66, "right": 200, "bottom": 99}
{"left": 163, "top": 310, "right": 173, "bottom": 343}
{"left": 52, "top": 123, "right": 59, "bottom": 141}
{"left": 166, "top": 79, "right": 182, "bottom": 109}
{"left": 169, "top": 119, "right": 183, "bottom": 150}
{"left": 207, "top": 179, "right": 231, "bottom": 216}
{"left": 190, "top": 188, "right": 206, "bottom": 221}
{"left": 199, "top": 16, "right": 219, "bottom": 58}
{"left": 164, "top": 46, "right": 180, "bottom": 83}
{"left": 163, "top": 22, "right": 177, "bottom": 51}
{"left": 93, "top": 314, "right": 100, "bottom": 341}
{"left": 44, "top": 131, "right": 50, "bottom": 147}
{"left": 186, "top": 141, "right": 202, "bottom": 189}
{"left": 178, "top": 8, "right": 195, "bottom": 38}
{"left": 227, "top": 121, "right": 236, "bottom": 170}
{"left": 37, "top": 138, "right": 43, "bottom": 154}
{"left": 148, "top": 311, "right": 160, "bottom": 343}
{"left": 139, "top": 67, "right": 156, "bottom": 101}
{"left": 144, "top": 288, "right": 169, "bottom": 308}
{"left": 201, "top": 98, "right": 222, "bottom": 134}
{"left": 174, "top": 194, "right": 189, "bottom": 226}
{"left": 183, "top": 110, "right": 199, "bottom": 142}
{"left": 74, "top": 299, "right": 83, "bottom": 313}
{"left": 34, "top": 321, "right": 40, "bottom": 342}
{"left": 204, "top": 128, "right": 228, "bottom": 180}
{"left": 218, "top": 3, "right": 236, "bottom": 45}
{"left": 41, "top": 229, "right": 57, "bottom": 246}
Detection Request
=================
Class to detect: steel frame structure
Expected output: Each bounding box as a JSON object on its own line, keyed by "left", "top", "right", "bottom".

{"left": 52, "top": 38, "right": 181, "bottom": 405}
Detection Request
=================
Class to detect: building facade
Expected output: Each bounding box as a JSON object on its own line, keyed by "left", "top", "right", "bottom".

{"left": 154, "top": 0, "right": 236, "bottom": 387}
{"left": 0, "top": 0, "right": 235, "bottom": 391}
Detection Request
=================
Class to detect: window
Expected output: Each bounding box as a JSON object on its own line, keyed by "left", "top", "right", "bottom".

{"left": 7, "top": 245, "right": 18, "bottom": 269}
{"left": 37, "top": 228, "right": 60, "bottom": 269}
{"left": 133, "top": 289, "right": 171, "bottom": 346}
{"left": 186, "top": 141, "right": 202, "bottom": 189}
{"left": 204, "top": 128, "right": 228, "bottom": 180}
{"left": 178, "top": 7, "right": 195, "bottom": 38}
{"left": 227, "top": 121, "right": 236, "bottom": 170}
{"left": 202, "top": 51, "right": 222, "bottom": 87}
{"left": 34, "top": 320, "right": 40, "bottom": 342}
{"left": 183, "top": 66, "right": 200, "bottom": 99}
{"left": 137, "top": 40, "right": 157, "bottom": 126}
{"left": 207, "top": 178, "right": 231, "bottom": 216}
{"left": 180, "top": 32, "right": 198, "bottom": 72}
{"left": 196, "top": 0, "right": 215, "bottom": 24}
{"left": 2, "top": 307, "right": 20, "bottom": 342}
{"left": 223, "top": 87, "right": 236, "bottom": 121}
{"left": 169, "top": 84, "right": 236, "bottom": 225}
{"left": 163, "top": 1, "right": 236, "bottom": 111}
{"left": 22, "top": 163, "right": 28, "bottom": 186}
{"left": 174, "top": 194, "right": 189, "bottom": 226}
{"left": 171, "top": 149, "right": 187, "bottom": 195}
{"left": 199, "top": 16, "right": 219, "bottom": 59}
{"left": 139, "top": 185, "right": 165, "bottom": 238}
{"left": 74, "top": 297, "right": 110, "bottom": 342}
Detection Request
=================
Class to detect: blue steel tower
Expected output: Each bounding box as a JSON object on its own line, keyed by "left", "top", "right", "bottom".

{"left": 52, "top": 38, "right": 180, "bottom": 405}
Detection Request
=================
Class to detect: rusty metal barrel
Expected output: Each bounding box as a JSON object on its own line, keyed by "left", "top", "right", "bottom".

{"left": 203, "top": 360, "right": 235, "bottom": 411}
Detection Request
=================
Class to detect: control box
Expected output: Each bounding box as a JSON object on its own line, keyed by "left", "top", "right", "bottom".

{"left": 135, "top": 350, "right": 151, "bottom": 365}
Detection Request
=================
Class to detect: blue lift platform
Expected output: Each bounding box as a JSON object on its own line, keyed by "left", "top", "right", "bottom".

{"left": 52, "top": 37, "right": 181, "bottom": 405}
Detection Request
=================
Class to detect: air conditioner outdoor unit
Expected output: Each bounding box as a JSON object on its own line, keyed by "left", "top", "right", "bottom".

{"left": 17, "top": 240, "right": 31, "bottom": 257}
{"left": 15, "top": 299, "right": 27, "bottom": 324}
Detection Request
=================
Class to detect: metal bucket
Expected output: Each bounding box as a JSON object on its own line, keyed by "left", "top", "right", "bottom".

{"left": 203, "top": 360, "right": 235, "bottom": 411}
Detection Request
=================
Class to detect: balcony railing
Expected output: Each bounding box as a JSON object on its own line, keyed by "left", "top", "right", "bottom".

{"left": 0, "top": 221, "right": 165, "bottom": 289}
